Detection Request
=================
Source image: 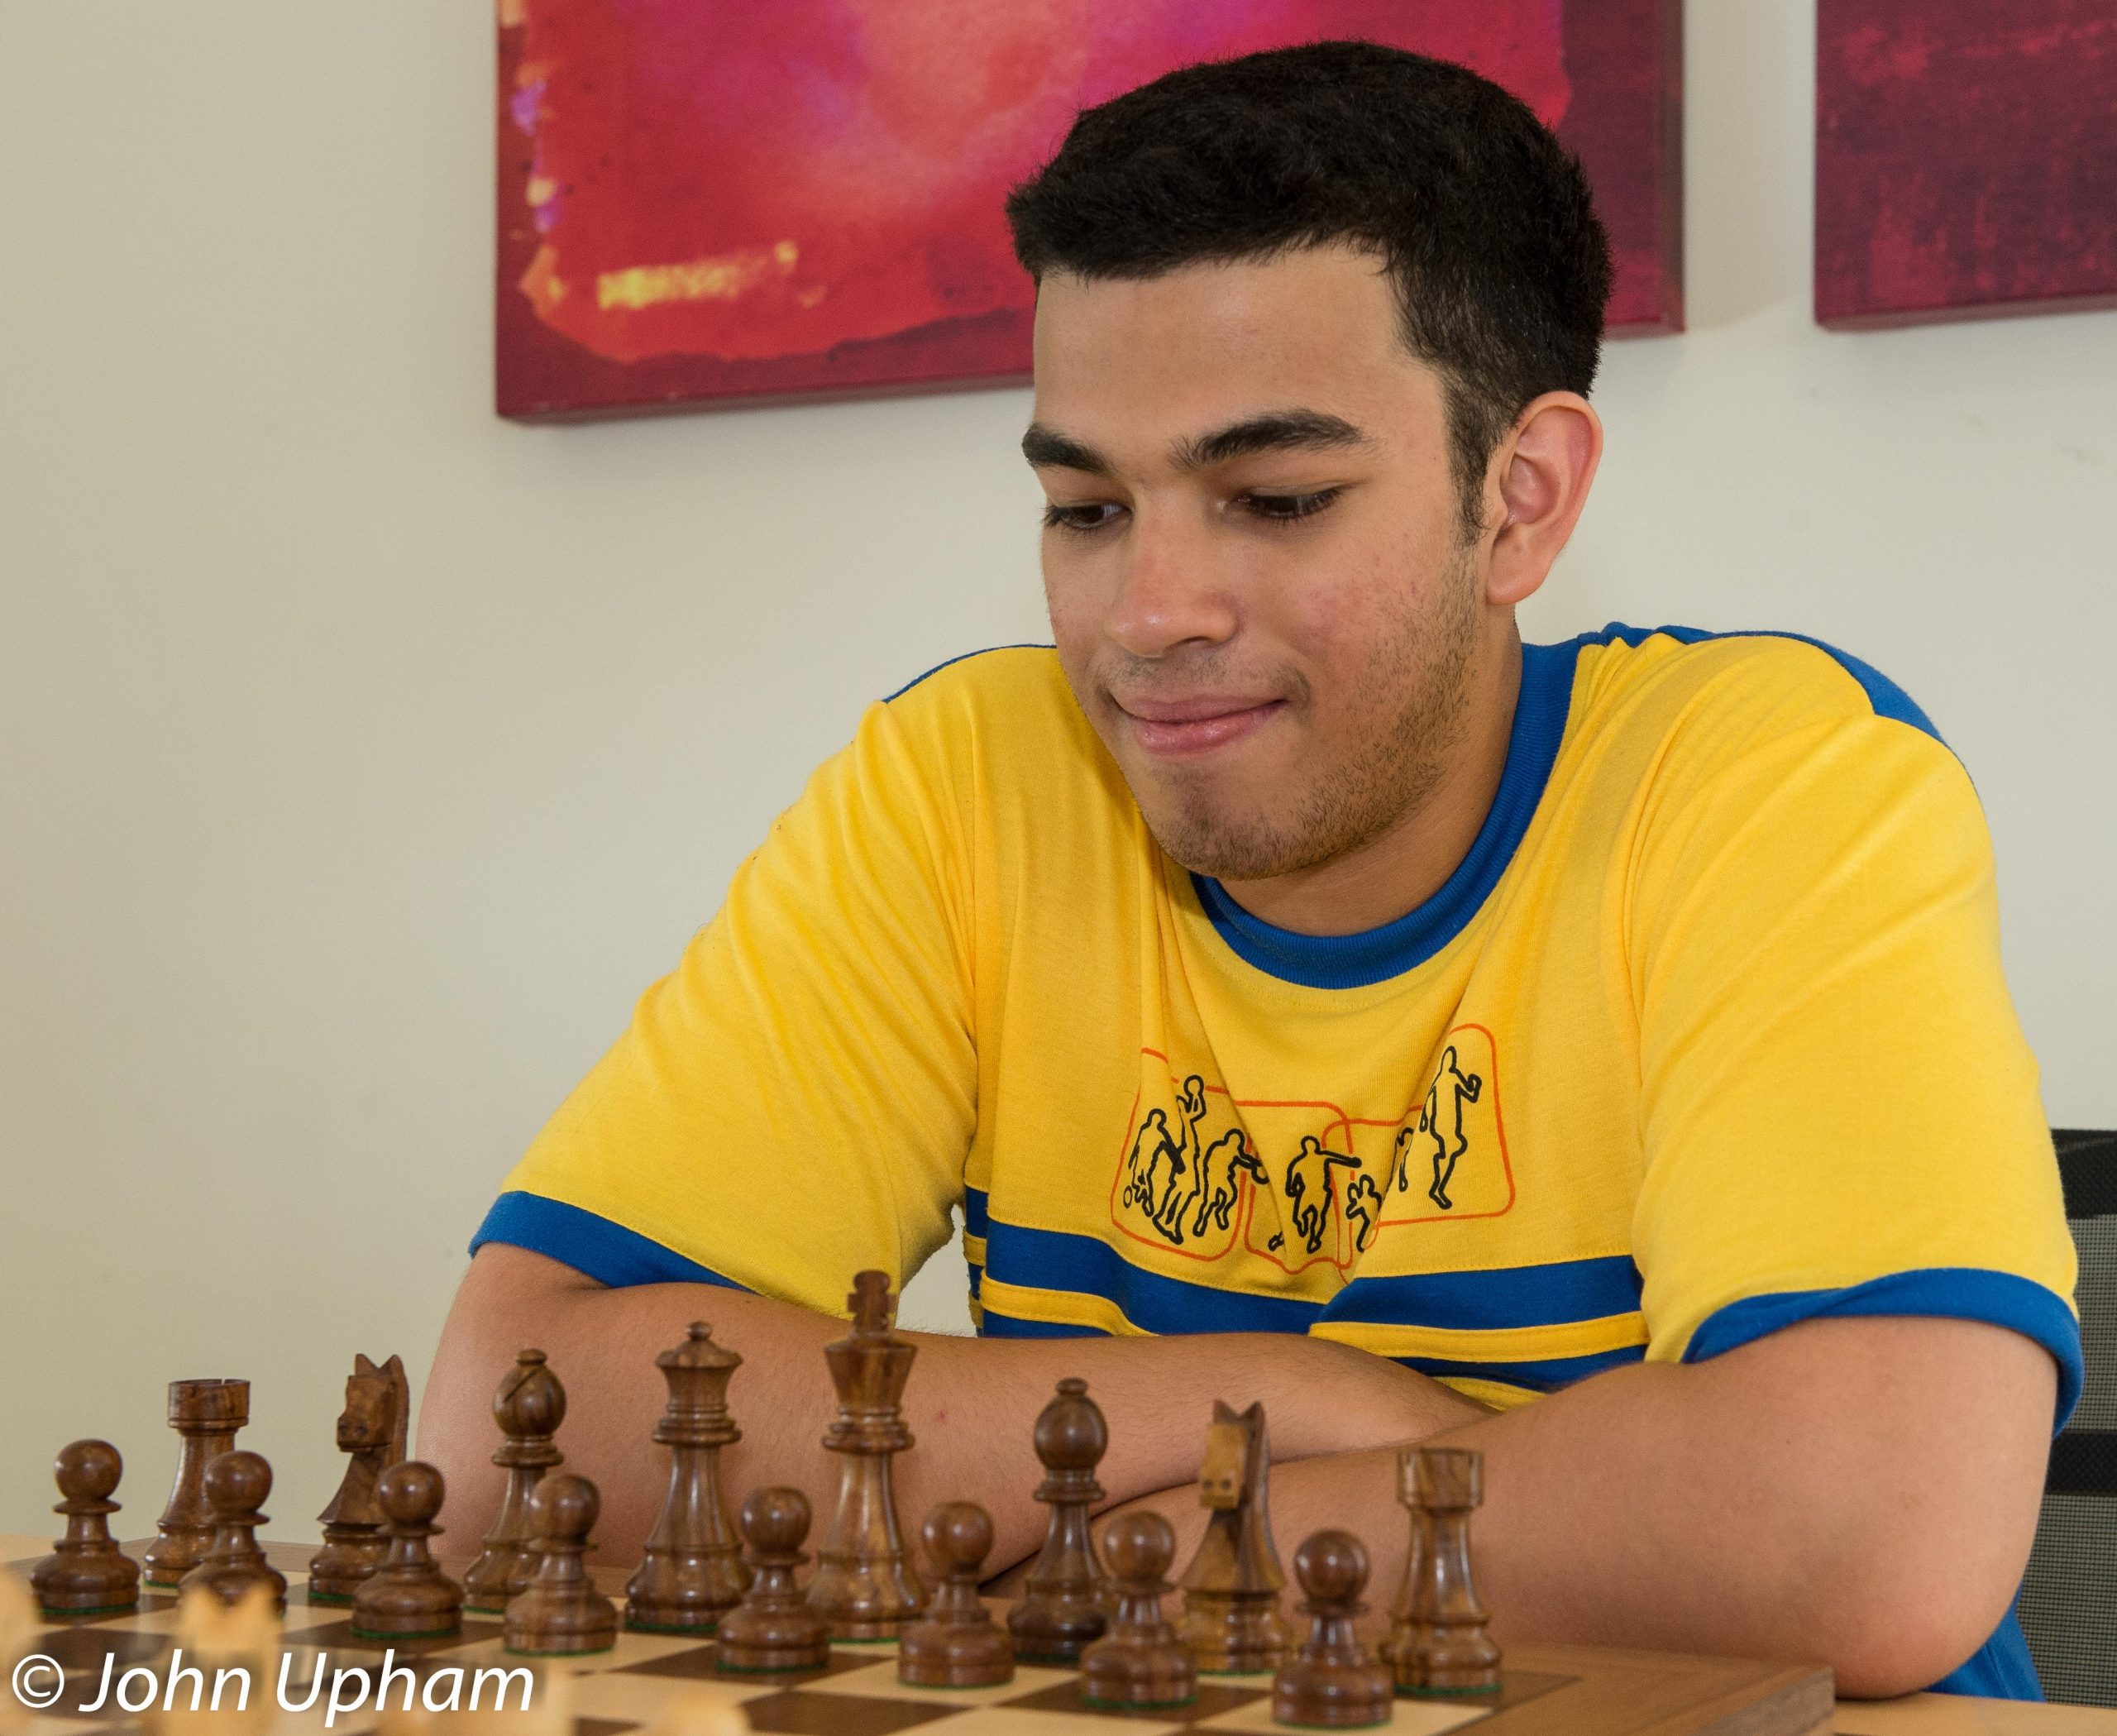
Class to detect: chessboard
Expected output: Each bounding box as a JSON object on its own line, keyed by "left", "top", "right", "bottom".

{"left": 1, "top": 1538, "right": 1836, "bottom": 1736}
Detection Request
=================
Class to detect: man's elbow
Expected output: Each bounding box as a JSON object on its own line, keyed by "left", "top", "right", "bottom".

{"left": 1805, "top": 1531, "right": 2035, "bottom": 1699}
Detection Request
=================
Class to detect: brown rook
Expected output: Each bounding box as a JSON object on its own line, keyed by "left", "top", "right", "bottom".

{"left": 143, "top": 1378, "right": 250, "bottom": 1587}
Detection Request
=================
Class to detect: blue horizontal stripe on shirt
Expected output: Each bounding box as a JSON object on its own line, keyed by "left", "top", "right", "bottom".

{"left": 1388, "top": 1343, "right": 1647, "bottom": 1392}
{"left": 1321, "top": 1254, "right": 1643, "bottom": 1332}
{"left": 470, "top": 1191, "right": 744, "bottom": 1291}
{"left": 1685, "top": 1266, "right": 2083, "bottom": 1431}
{"left": 983, "top": 1221, "right": 1321, "bottom": 1334}
{"left": 981, "top": 1308, "right": 1111, "bottom": 1339}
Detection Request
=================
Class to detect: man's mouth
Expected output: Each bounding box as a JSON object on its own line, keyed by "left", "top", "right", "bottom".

{"left": 1114, "top": 694, "right": 1286, "bottom": 758}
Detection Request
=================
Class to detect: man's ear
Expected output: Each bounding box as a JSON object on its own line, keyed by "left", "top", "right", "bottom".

{"left": 1482, "top": 392, "right": 1603, "bottom": 608}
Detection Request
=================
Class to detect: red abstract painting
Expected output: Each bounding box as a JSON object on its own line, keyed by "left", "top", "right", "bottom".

{"left": 1817, "top": 0, "right": 2117, "bottom": 328}
{"left": 496, "top": 0, "right": 1681, "bottom": 421}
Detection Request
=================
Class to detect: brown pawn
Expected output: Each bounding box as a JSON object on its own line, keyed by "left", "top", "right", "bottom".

{"left": 626, "top": 1322, "right": 750, "bottom": 1633}
{"left": 30, "top": 1441, "right": 141, "bottom": 1614}
{"left": 143, "top": 1379, "right": 249, "bottom": 1586}
{"left": 351, "top": 1460, "right": 463, "bottom": 1638}
{"left": 1006, "top": 1377, "right": 1110, "bottom": 1664}
{"left": 1385, "top": 1447, "right": 1501, "bottom": 1697}
{"left": 179, "top": 1450, "right": 288, "bottom": 1612}
{"left": 898, "top": 1503, "right": 1013, "bottom": 1687}
{"left": 504, "top": 1472, "right": 617, "bottom": 1655}
{"left": 464, "top": 1349, "right": 566, "bottom": 1612}
{"left": 715, "top": 1486, "right": 830, "bottom": 1672}
{"left": 308, "top": 1353, "right": 411, "bottom": 1604}
{"left": 1270, "top": 1530, "right": 1392, "bottom": 1729}
{"left": 1080, "top": 1512, "right": 1196, "bottom": 1709}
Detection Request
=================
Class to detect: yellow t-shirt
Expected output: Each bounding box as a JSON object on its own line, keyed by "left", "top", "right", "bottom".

{"left": 480, "top": 625, "right": 2077, "bottom": 1418}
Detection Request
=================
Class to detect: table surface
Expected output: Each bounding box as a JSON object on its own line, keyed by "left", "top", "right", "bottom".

{"left": 2, "top": 1536, "right": 2109, "bottom": 1734}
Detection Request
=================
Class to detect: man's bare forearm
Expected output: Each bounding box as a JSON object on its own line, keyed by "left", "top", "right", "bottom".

{"left": 418, "top": 1246, "right": 1489, "bottom": 1575}
{"left": 1105, "top": 1316, "right": 2055, "bottom": 1700}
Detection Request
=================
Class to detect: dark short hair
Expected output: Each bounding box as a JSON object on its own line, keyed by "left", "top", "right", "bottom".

{"left": 1006, "top": 41, "right": 1613, "bottom": 533}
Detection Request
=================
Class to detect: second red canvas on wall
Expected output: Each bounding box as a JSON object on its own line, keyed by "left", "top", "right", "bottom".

{"left": 496, "top": 0, "right": 1682, "bottom": 420}
{"left": 1817, "top": 0, "right": 2117, "bottom": 328}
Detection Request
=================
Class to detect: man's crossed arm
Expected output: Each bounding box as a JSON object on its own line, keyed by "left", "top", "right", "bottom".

{"left": 421, "top": 1246, "right": 2052, "bottom": 1700}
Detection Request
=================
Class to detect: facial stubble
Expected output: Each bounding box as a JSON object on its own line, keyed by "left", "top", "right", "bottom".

{"left": 1133, "top": 544, "right": 1481, "bottom": 885}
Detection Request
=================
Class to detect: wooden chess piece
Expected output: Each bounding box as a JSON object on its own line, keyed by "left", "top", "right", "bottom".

{"left": 307, "top": 1353, "right": 410, "bottom": 1604}
{"left": 1271, "top": 1529, "right": 1392, "bottom": 1729}
{"left": 351, "top": 1459, "right": 462, "bottom": 1638}
{"left": 1080, "top": 1511, "right": 1196, "bottom": 1709}
{"left": 1384, "top": 1446, "right": 1501, "bottom": 1697}
{"left": 143, "top": 1379, "right": 250, "bottom": 1587}
{"left": 1178, "top": 1400, "right": 1289, "bottom": 1674}
{"left": 805, "top": 1270, "right": 926, "bottom": 1638}
{"left": 1006, "top": 1377, "right": 1111, "bottom": 1664}
{"left": 625, "top": 1322, "right": 750, "bottom": 1633}
{"left": 154, "top": 1582, "right": 281, "bottom": 1736}
{"left": 30, "top": 1440, "right": 141, "bottom": 1614}
{"left": 504, "top": 1472, "right": 617, "bottom": 1655}
{"left": 898, "top": 1502, "right": 1013, "bottom": 1687}
{"left": 178, "top": 1451, "right": 288, "bottom": 1612}
{"left": 463, "top": 1348, "right": 567, "bottom": 1612}
{"left": 715, "top": 1485, "right": 830, "bottom": 1672}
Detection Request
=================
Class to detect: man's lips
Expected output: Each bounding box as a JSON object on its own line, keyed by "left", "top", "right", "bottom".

{"left": 1115, "top": 695, "right": 1286, "bottom": 758}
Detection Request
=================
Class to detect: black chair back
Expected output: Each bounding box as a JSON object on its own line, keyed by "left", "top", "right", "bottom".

{"left": 2015, "top": 1129, "right": 2116, "bottom": 1705}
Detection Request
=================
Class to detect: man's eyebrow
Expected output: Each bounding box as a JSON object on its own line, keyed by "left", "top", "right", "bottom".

{"left": 1020, "top": 423, "right": 1111, "bottom": 474}
{"left": 1020, "top": 409, "right": 1374, "bottom": 478}
{"left": 1173, "top": 409, "right": 1373, "bottom": 471}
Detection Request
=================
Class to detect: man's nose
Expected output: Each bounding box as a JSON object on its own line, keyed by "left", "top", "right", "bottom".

{"left": 1102, "top": 507, "right": 1238, "bottom": 659}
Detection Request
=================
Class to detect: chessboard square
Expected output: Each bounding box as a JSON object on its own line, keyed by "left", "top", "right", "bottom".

{"left": 615, "top": 1648, "right": 876, "bottom": 1686}
{"left": 1001, "top": 1681, "right": 1264, "bottom": 1722}
{"left": 1193, "top": 1700, "right": 1488, "bottom": 1736}
{"left": 36, "top": 1624, "right": 170, "bottom": 1682}
{"left": 283, "top": 1614, "right": 506, "bottom": 1654}
{"left": 600, "top": 1631, "right": 738, "bottom": 1667}
{"left": 805, "top": 1662, "right": 1077, "bottom": 1707}
{"left": 579, "top": 1720, "right": 646, "bottom": 1736}
{"left": 923, "top": 1710, "right": 1184, "bottom": 1736}
{"left": 573, "top": 1669, "right": 781, "bottom": 1721}
{"left": 738, "top": 1687, "right": 967, "bottom": 1736}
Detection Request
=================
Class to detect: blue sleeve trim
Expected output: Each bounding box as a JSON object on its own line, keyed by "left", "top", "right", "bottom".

{"left": 963, "top": 1185, "right": 991, "bottom": 1239}
{"left": 883, "top": 644, "right": 1054, "bottom": 702}
{"left": 1683, "top": 1267, "right": 2082, "bottom": 1432}
{"left": 1577, "top": 623, "right": 1946, "bottom": 745}
{"left": 470, "top": 1191, "right": 746, "bottom": 1292}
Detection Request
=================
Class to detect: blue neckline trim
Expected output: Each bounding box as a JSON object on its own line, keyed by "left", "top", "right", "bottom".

{"left": 1192, "top": 638, "right": 1580, "bottom": 989}
{"left": 884, "top": 643, "right": 1054, "bottom": 703}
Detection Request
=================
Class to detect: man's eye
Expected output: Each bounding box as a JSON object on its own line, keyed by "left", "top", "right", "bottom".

{"left": 1240, "top": 488, "right": 1342, "bottom": 523}
{"left": 1042, "top": 502, "right": 1125, "bottom": 534}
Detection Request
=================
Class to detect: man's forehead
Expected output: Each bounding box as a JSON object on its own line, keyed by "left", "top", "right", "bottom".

{"left": 1026, "top": 248, "right": 1434, "bottom": 469}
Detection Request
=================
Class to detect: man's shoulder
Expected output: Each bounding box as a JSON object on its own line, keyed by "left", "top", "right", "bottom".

{"left": 876, "top": 643, "right": 1102, "bottom": 758}
{"left": 1562, "top": 622, "right": 1947, "bottom": 756}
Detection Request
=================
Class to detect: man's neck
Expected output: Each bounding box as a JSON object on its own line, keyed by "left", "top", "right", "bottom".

{"left": 1213, "top": 629, "right": 1524, "bottom": 938}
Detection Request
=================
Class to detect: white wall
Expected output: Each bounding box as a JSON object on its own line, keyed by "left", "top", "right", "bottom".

{"left": 2, "top": 0, "right": 2110, "bottom": 1537}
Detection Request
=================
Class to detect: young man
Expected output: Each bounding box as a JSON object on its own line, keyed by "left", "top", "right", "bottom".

{"left": 423, "top": 45, "right": 2079, "bottom": 1699}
